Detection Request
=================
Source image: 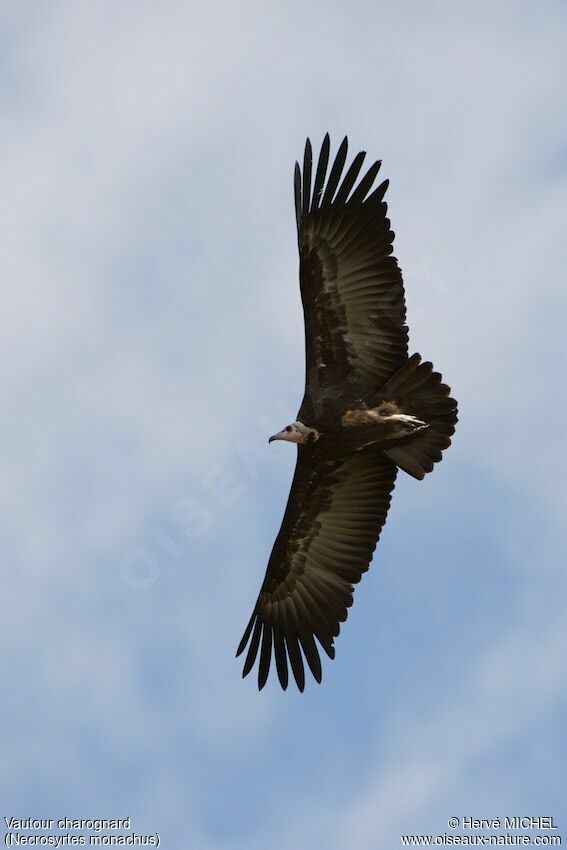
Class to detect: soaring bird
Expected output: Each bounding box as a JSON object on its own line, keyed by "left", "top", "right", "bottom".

{"left": 237, "top": 135, "right": 457, "bottom": 691}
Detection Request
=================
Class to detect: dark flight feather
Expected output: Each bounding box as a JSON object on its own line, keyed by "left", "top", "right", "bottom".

{"left": 321, "top": 136, "right": 348, "bottom": 209}
{"left": 302, "top": 139, "right": 312, "bottom": 218}
{"left": 311, "top": 133, "right": 330, "bottom": 212}
{"left": 333, "top": 151, "right": 367, "bottom": 206}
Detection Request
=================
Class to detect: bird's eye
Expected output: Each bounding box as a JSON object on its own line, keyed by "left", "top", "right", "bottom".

{"left": 285, "top": 426, "right": 292, "bottom": 432}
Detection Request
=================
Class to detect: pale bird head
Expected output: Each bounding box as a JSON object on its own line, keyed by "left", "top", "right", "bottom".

{"left": 269, "top": 421, "right": 312, "bottom": 445}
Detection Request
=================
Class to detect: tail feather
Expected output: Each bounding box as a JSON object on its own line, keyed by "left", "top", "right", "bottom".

{"left": 381, "top": 353, "right": 457, "bottom": 480}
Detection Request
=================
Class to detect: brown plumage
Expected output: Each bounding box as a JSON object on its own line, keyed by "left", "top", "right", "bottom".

{"left": 237, "top": 135, "right": 458, "bottom": 691}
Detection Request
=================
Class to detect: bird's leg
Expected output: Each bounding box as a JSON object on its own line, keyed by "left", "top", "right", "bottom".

{"left": 341, "top": 404, "right": 428, "bottom": 438}
{"left": 381, "top": 413, "right": 428, "bottom": 438}
{"left": 341, "top": 405, "right": 429, "bottom": 452}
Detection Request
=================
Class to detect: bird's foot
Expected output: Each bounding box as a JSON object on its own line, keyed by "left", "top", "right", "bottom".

{"left": 383, "top": 413, "right": 428, "bottom": 438}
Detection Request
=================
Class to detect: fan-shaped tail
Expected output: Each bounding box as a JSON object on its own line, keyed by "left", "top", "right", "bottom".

{"left": 381, "top": 354, "right": 458, "bottom": 480}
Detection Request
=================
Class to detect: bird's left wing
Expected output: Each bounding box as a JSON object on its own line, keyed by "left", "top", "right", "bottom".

{"left": 236, "top": 448, "right": 397, "bottom": 691}
{"left": 296, "top": 135, "right": 409, "bottom": 407}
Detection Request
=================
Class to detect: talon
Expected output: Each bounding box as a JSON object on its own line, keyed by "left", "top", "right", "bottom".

{"left": 384, "top": 413, "right": 428, "bottom": 437}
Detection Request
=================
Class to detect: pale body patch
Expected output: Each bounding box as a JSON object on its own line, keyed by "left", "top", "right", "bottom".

{"left": 341, "top": 401, "right": 400, "bottom": 428}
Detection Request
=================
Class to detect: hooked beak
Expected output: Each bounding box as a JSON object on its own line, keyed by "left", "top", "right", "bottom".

{"left": 268, "top": 428, "right": 288, "bottom": 444}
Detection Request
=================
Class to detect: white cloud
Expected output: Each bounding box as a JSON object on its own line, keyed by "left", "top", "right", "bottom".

{"left": 337, "top": 615, "right": 567, "bottom": 848}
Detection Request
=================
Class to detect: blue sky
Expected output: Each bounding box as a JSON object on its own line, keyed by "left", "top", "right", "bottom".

{"left": 1, "top": 1, "right": 566, "bottom": 847}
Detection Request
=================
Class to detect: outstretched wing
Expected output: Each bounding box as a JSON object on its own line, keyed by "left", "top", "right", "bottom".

{"left": 236, "top": 448, "right": 397, "bottom": 691}
{"left": 296, "top": 134, "right": 408, "bottom": 406}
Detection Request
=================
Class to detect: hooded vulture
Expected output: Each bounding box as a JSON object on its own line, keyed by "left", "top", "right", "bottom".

{"left": 237, "top": 135, "right": 457, "bottom": 691}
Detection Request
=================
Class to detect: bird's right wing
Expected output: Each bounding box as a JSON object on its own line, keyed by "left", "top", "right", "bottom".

{"left": 237, "top": 447, "right": 397, "bottom": 691}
